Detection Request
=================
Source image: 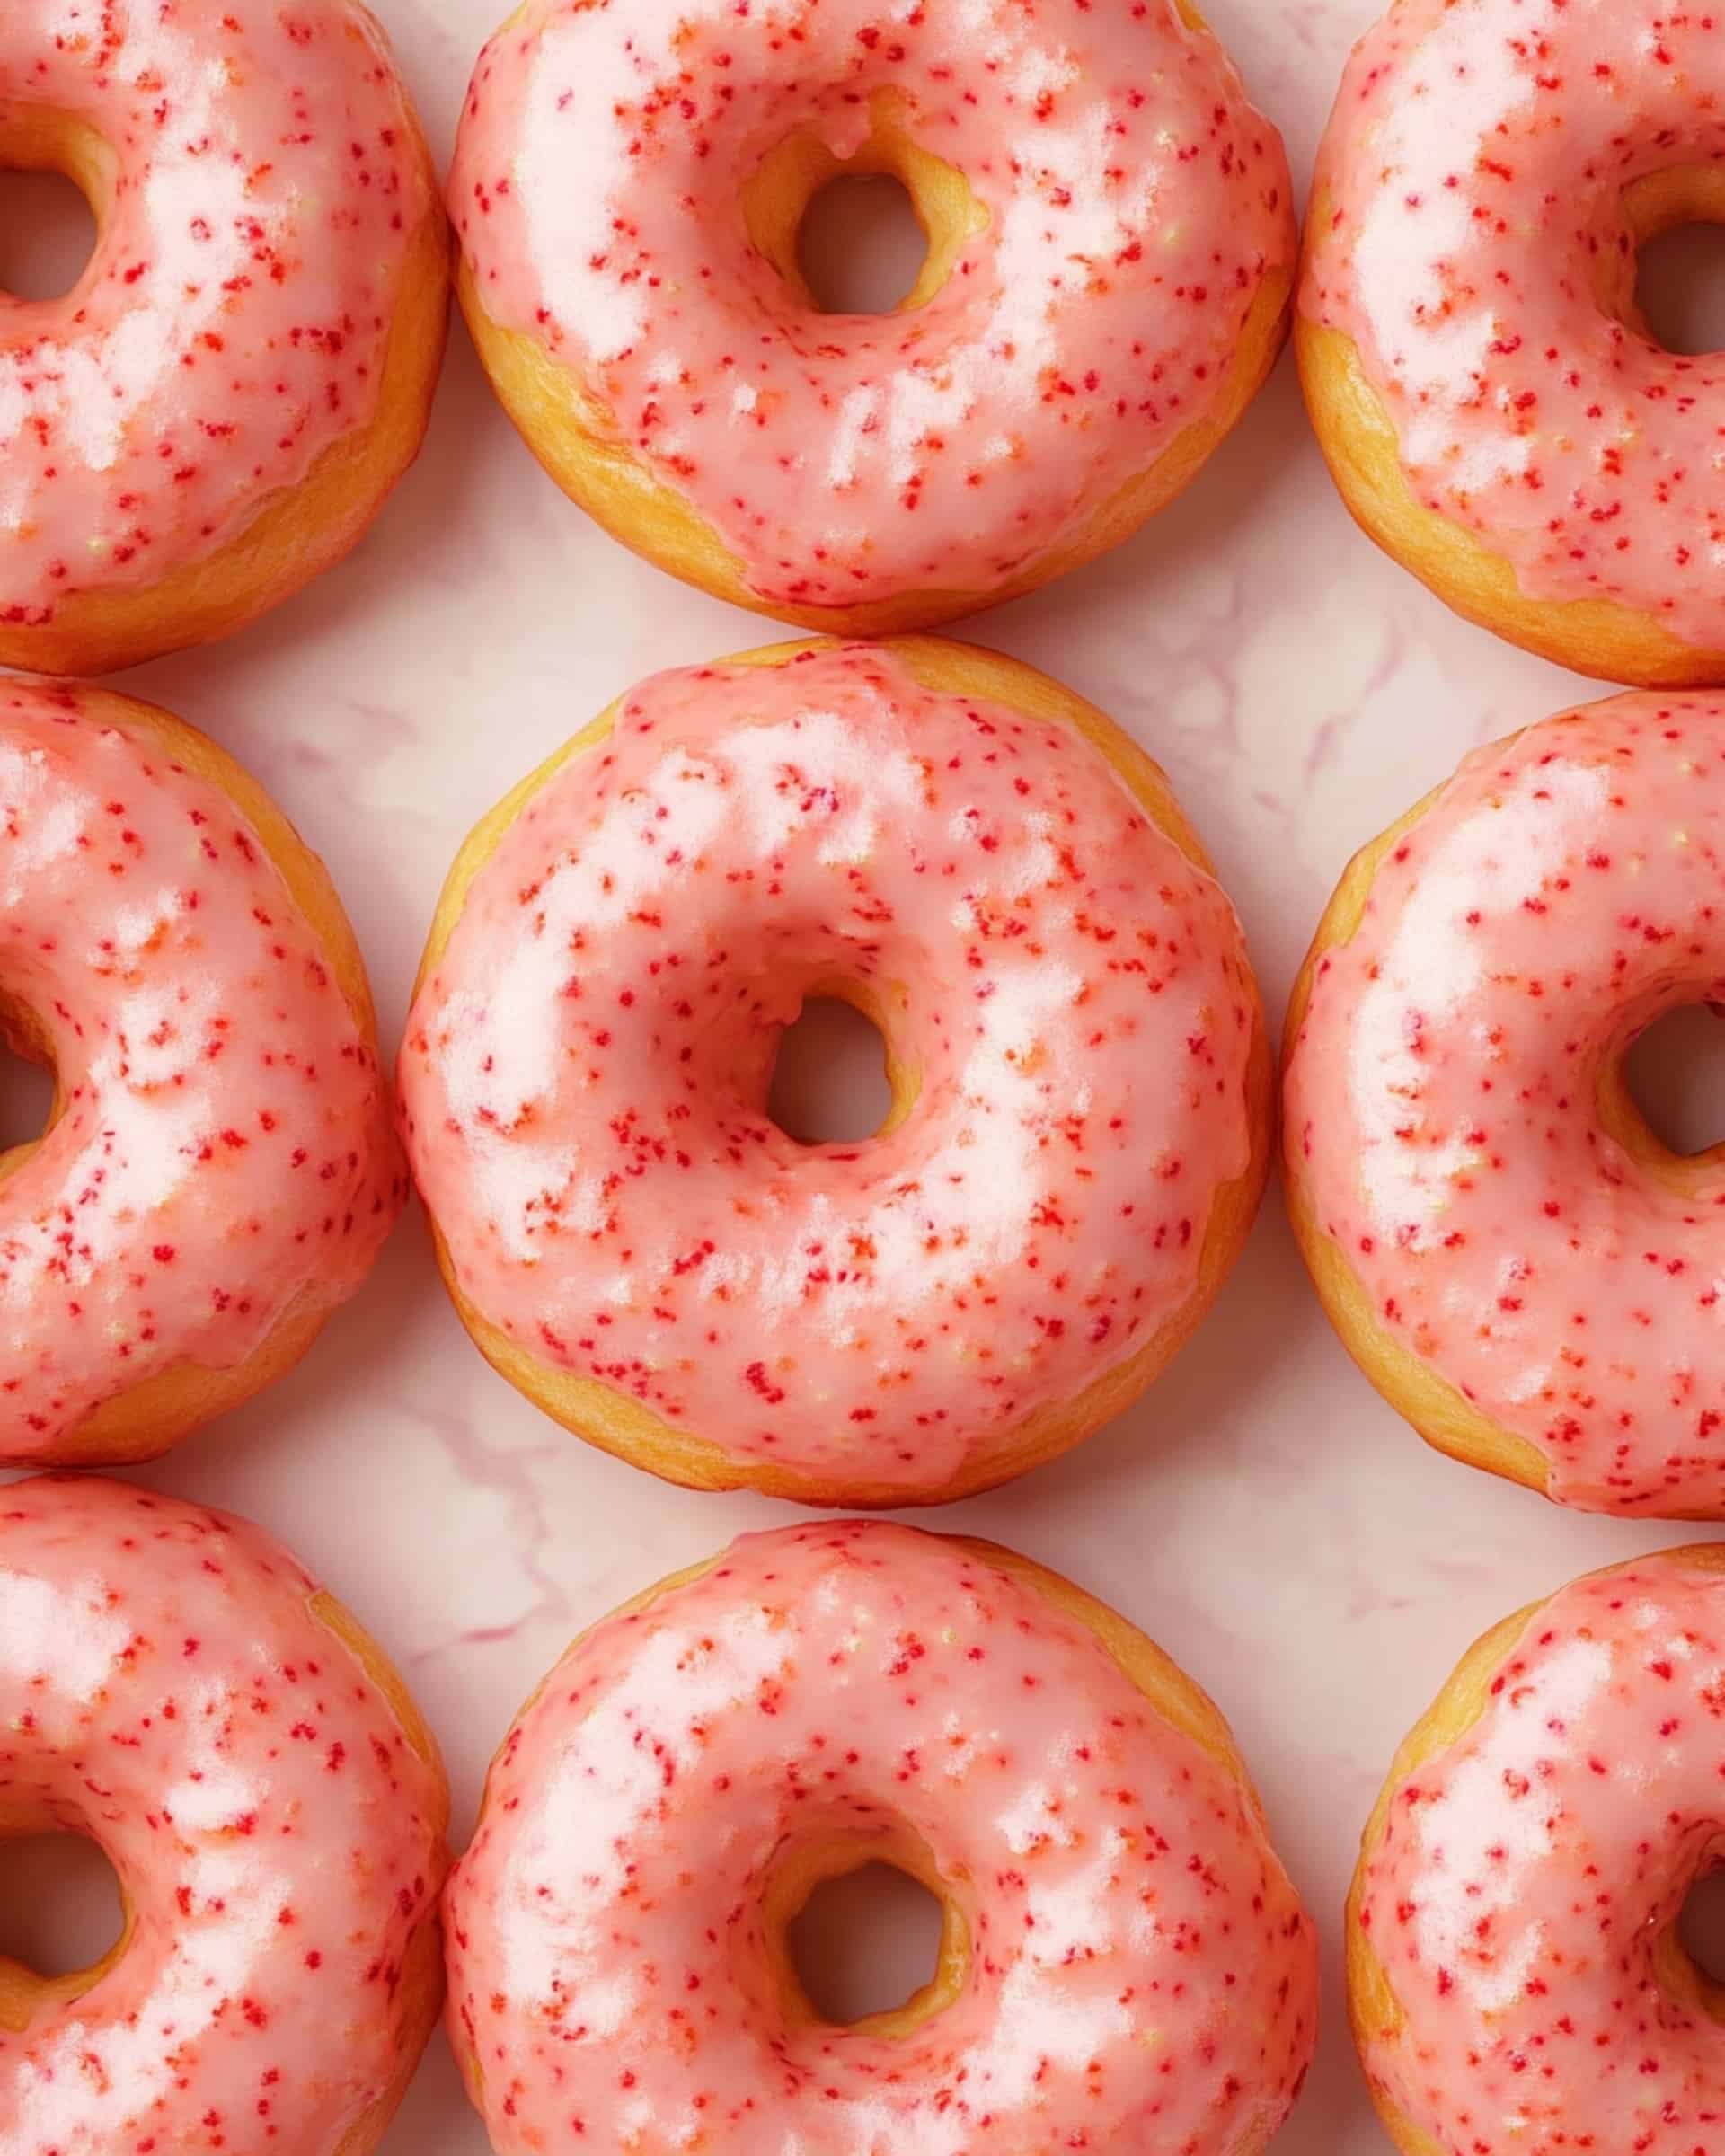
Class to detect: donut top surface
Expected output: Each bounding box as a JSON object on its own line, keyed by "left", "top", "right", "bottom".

{"left": 401, "top": 643, "right": 1260, "bottom": 1490}
{"left": 1303, "top": 0, "right": 1725, "bottom": 650}
{"left": 1357, "top": 1551, "right": 1725, "bottom": 2154}
{"left": 449, "top": 0, "right": 1293, "bottom": 610}
{"left": 1287, "top": 694, "right": 1725, "bottom": 1515}
{"left": 446, "top": 1518, "right": 1317, "bottom": 2154}
{"left": 0, "top": 1473, "right": 447, "bottom": 2156}
{"left": 0, "top": 0, "right": 434, "bottom": 623}
{"left": 0, "top": 681, "right": 402, "bottom": 1457}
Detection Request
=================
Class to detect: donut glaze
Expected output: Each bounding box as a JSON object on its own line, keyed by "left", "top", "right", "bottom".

{"left": 1285, "top": 693, "right": 1725, "bottom": 1516}
{"left": 0, "top": 677, "right": 403, "bottom": 1463}
{"left": 1301, "top": 0, "right": 1725, "bottom": 674}
{"left": 399, "top": 638, "right": 1267, "bottom": 1502}
{"left": 448, "top": 0, "right": 1294, "bottom": 625}
{"left": 1352, "top": 1546, "right": 1725, "bottom": 2156}
{"left": 445, "top": 1519, "right": 1318, "bottom": 2156}
{"left": 0, "top": 1473, "right": 448, "bottom": 2156}
{"left": 0, "top": 0, "right": 445, "bottom": 671}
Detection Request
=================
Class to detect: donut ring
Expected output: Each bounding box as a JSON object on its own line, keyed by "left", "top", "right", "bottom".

{"left": 399, "top": 636, "right": 1271, "bottom": 1507}
{"left": 0, "top": 676, "right": 404, "bottom": 1467}
{"left": 445, "top": 1519, "right": 1319, "bottom": 2155}
{"left": 0, "top": 0, "right": 449, "bottom": 678}
{"left": 447, "top": 0, "right": 1295, "bottom": 632}
{"left": 1285, "top": 690, "right": 1725, "bottom": 1517}
{"left": 1350, "top": 1543, "right": 1725, "bottom": 2156}
{"left": 0, "top": 1473, "right": 448, "bottom": 2155}
{"left": 1299, "top": 0, "right": 1725, "bottom": 685}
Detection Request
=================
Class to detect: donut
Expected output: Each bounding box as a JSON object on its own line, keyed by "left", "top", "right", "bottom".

{"left": 399, "top": 635, "right": 1270, "bottom": 1506}
{"left": 0, "top": 675, "right": 404, "bottom": 1467}
{"left": 1298, "top": 0, "right": 1725, "bottom": 685}
{"left": 1283, "top": 689, "right": 1725, "bottom": 1518}
{"left": 1349, "top": 1542, "right": 1725, "bottom": 2156}
{"left": 446, "top": 0, "right": 1295, "bottom": 634}
{"left": 0, "top": 1474, "right": 448, "bottom": 2154}
{"left": 445, "top": 1517, "right": 1318, "bottom": 2154}
{"left": 0, "top": 0, "right": 448, "bottom": 678}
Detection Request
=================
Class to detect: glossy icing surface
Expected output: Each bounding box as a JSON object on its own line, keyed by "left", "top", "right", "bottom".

{"left": 1286, "top": 694, "right": 1725, "bottom": 1515}
{"left": 0, "top": 679, "right": 402, "bottom": 1459}
{"left": 448, "top": 0, "right": 1293, "bottom": 611}
{"left": 0, "top": 0, "right": 435, "bottom": 623}
{"left": 1302, "top": 0, "right": 1725, "bottom": 650}
{"left": 0, "top": 1473, "right": 447, "bottom": 2156}
{"left": 445, "top": 1518, "right": 1317, "bottom": 2154}
{"left": 1357, "top": 1551, "right": 1725, "bottom": 2155}
{"left": 399, "top": 643, "right": 1260, "bottom": 1489}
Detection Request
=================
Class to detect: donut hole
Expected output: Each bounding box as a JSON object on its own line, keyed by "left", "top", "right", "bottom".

{"left": 1679, "top": 1863, "right": 1725, "bottom": 1984}
{"left": 1622, "top": 1002, "right": 1725, "bottom": 1157}
{"left": 1633, "top": 220, "right": 1725, "bottom": 356}
{"left": 0, "top": 1833, "right": 124, "bottom": 1982}
{"left": 767, "top": 994, "right": 895, "bottom": 1144}
{"left": 786, "top": 1861, "right": 946, "bottom": 2025}
{"left": 0, "top": 167, "right": 98, "bottom": 303}
{"left": 0, "top": 1042, "right": 58, "bottom": 1158}
{"left": 797, "top": 172, "right": 929, "bottom": 315}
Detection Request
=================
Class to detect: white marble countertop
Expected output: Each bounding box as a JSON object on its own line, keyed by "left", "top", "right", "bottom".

{"left": 13, "top": 0, "right": 1724, "bottom": 2147}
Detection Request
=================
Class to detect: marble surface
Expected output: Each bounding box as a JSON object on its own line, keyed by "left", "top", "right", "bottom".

{"left": 7, "top": 0, "right": 1725, "bottom": 2149}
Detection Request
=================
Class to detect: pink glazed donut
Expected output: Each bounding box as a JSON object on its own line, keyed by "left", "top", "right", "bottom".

{"left": 445, "top": 1519, "right": 1319, "bottom": 2156}
{"left": 447, "top": 0, "right": 1296, "bottom": 632}
{"left": 0, "top": 676, "right": 404, "bottom": 1467}
{"left": 1350, "top": 1543, "right": 1725, "bottom": 2156}
{"left": 0, "top": 1473, "right": 449, "bottom": 2156}
{"left": 0, "top": 0, "right": 448, "bottom": 678}
{"left": 1286, "top": 691, "right": 1725, "bottom": 1517}
{"left": 399, "top": 636, "right": 1271, "bottom": 1507}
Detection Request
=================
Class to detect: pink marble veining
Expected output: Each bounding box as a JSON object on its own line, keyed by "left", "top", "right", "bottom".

{"left": 1303, "top": 0, "right": 1725, "bottom": 652}
{"left": 0, "top": 677, "right": 403, "bottom": 1460}
{"left": 444, "top": 1518, "right": 1318, "bottom": 2154}
{"left": 1287, "top": 694, "right": 1725, "bottom": 1515}
{"left": 0, "top": 1472, "right": 447, "bottom": 2156}
{"left": 398, "top": 641, "right": 1261, "bottom": 1491}
{"left": 1356, "top": 1548, "right": 1725, "bottom": 2155}
{"left": 0, "top": 0, "right": 436, "bottom": 624}
{"left": 447, "top": 0, "right": 1294, "bottom": 611}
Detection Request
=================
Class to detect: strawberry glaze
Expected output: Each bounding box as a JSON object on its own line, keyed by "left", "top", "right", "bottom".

{"left": 0, "top": 0, "right": 435, "bottom": 628}
{"left": 0, "top": 678, "right": 402, "bottom": 1460}
{"left": 1304, "top": 0, "right": 1725, "bottom": 652}
{"left": 1286, "top": 694, "right": 1725, "bottom": 1515}
{"left": 447, "top": 0, "right": 1294, "bottom": 614}
{"left": 399, "top": 643, "right": 1261, "bottom": 1491}
{"left": 445, "top": 1518, "right": 1318, "bottom": 2155}
{"left": 0, "top": 1473, "right": 447, "bottom": 2156}
{"left": 1356, "top": 1549, "right": 1725, "bottom": 2156}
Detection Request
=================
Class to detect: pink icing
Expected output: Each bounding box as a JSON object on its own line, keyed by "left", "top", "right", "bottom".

{"left": 1285, "top": 694, "right": 1725, "bottom": 1516}
{"left": 0, "top": 678, "right": 403, "bottom": 1460}
{"left": 447, "top": 0, "right": 1293, "bottom": 612}
{"left": 0, "top": 1473, "right": 447, "bottom": 2156}
{"left": 398, "top": 642, "right": 1260, "bottom": 1491}
{"left": 445, "top": 1518, "right": 1318, "bottom": 2154}
{"left": 1303, "top": 0, "right": 1725, "bottom": 652}
{"left": 0, "top": 0, "right": 436, "bottom": 626}
{"left": 1356, "top": 1551, "right": 1725, "bottom": 2155}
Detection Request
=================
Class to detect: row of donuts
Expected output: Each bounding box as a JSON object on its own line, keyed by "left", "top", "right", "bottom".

{"left": 11, "top": 1478, "right": 1714, "bottom": 2154}
{"left": 6, "top": 0, "right": 1710, "bottom": 688}
{"left": 15, "top": 642, "right": 1722, "bottom": 1526}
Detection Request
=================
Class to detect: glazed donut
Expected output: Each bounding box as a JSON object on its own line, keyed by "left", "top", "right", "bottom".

{"left": 447, "top": 0, "right": 1295, "bottom": 633}
{"left": 0, "top": 0, "right": 448, "bottom": 678}
{"left": 446, "top": 1518, "right": 1318, "bottom": 2154}
{"left": 1300, "top": 0, "right": 1725, "bottom": 686}
{"left": 0, "top": 1473, "right": 448, "bottom": 2156}
{"left": 399, "top": 636, "right": 1270, "bottom": 1506}
{"left": 1350, "top": 1542, "right": 1725, "bottom": 2156}
{"left": 0, "top": 675, "right": 404, "bottom": 1467}
{"left": 1284, "top": 690, "right": 1725, "bottom": 1518}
